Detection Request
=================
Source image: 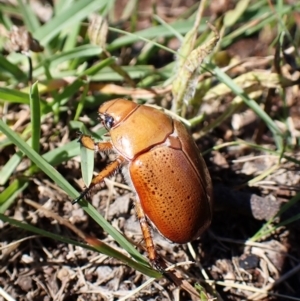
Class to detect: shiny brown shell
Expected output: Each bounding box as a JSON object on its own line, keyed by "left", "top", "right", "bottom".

{"left": 99, "top": 99, "right": 213, "bottom": 243}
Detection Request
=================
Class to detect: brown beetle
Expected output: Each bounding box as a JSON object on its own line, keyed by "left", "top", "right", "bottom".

{"left": 76, "top": 98, "right": 213, "bottom": 270}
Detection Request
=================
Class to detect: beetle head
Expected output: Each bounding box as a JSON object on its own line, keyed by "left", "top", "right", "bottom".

{"left": 98, "top": 99, "right": 139, "bottom": 130}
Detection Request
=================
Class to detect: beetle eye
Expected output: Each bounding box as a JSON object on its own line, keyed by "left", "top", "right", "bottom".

{"left": 102, "top": 114, "right": 115, "bottom": 130}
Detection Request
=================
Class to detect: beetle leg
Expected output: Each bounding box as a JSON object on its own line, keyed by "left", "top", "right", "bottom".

{"left": 74, "top": 156, "right": 125, "bottom": 203}
{"left": 78, "top": 134, "right": 113, "bottom": 152}
{"left": 135, "top": 201, "right": 167, "bottom": 272}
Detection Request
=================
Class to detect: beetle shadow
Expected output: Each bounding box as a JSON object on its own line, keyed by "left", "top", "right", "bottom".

{"left": 195, "top": 157, "right": 300, "bottom": 300}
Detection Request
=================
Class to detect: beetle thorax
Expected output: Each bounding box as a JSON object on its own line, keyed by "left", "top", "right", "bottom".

{"left": 107, "top": 105, "right": 174, "bottom": 160}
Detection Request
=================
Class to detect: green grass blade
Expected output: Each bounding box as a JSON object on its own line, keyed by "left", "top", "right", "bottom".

{"left": 53, "top": 0, "right": 74, "bottom": 14}
{"left": 0, "top": 151, "right": 23, "bottom": 185}
{"left": 221, "top": 4, "right": 298, "bottom": 48}
{"left": 80, "top": 200, "right": 149, "bottom": 265}
{"left": 81, "top": 56, "right": 116, "bottom": 76}
{"left": 80, "top": 145, "right": 94, "bottom": 187}
{"left": 43, "top": 140, "right": 80, "bottom": 165}
{"left": 251, "top": 192, "right": 300, "bottom": 241}
{"left": 34, "top": 0, "right": 111, "bottom": 45}
{"left": 223, "top": 0, "right": 250, "bottom": 27}
{"left": 62, "top": 22, "right": 80, "bottom": 52}
{"left": 0, "top": 179, "right": 28, "bottom": 213}
{"left": 0, "top": 119, "right": 77, "bottom": 195}
{"left": 0, "top": 213, "right": 160, "bottom": 278}
{"left": 89, "top": 65, "right": 154, "bottom": 81}
{"left": 107, "top": 20, "right": 206, "bottom": 51}
{"left": 0, "top": 88, "right": 29, "bottom": 104}
{"left": 210, "top": 64, "right": 283, "bottom": 148}
{"left": 73, "top": 81, "right": 89, "bottom": 121}
{"left": 0, "top": 120, "right": 148, "bottom": 266}
{"left": 29, "top": 82, "right": 41, "bottom": 153}
{"left": 16, "top": 0, "right": 40, "bottom": 32}
{"left": 0, "top": 55, "right": 27, "bottom": 81}
{"left": 44, "top": 44, "right": 103, "bottom": 68}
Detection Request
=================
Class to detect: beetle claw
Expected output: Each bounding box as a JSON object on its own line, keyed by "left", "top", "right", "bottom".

{"left": 151, "top": 260, "right": 166, "bottom": 274}
{"left": 73, "top": 188, "right": 90, "bottom": 204}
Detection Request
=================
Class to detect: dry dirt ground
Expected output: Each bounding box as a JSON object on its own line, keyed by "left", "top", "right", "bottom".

{"left": 1, "top": 1, "right": 300, "bottom": 301}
